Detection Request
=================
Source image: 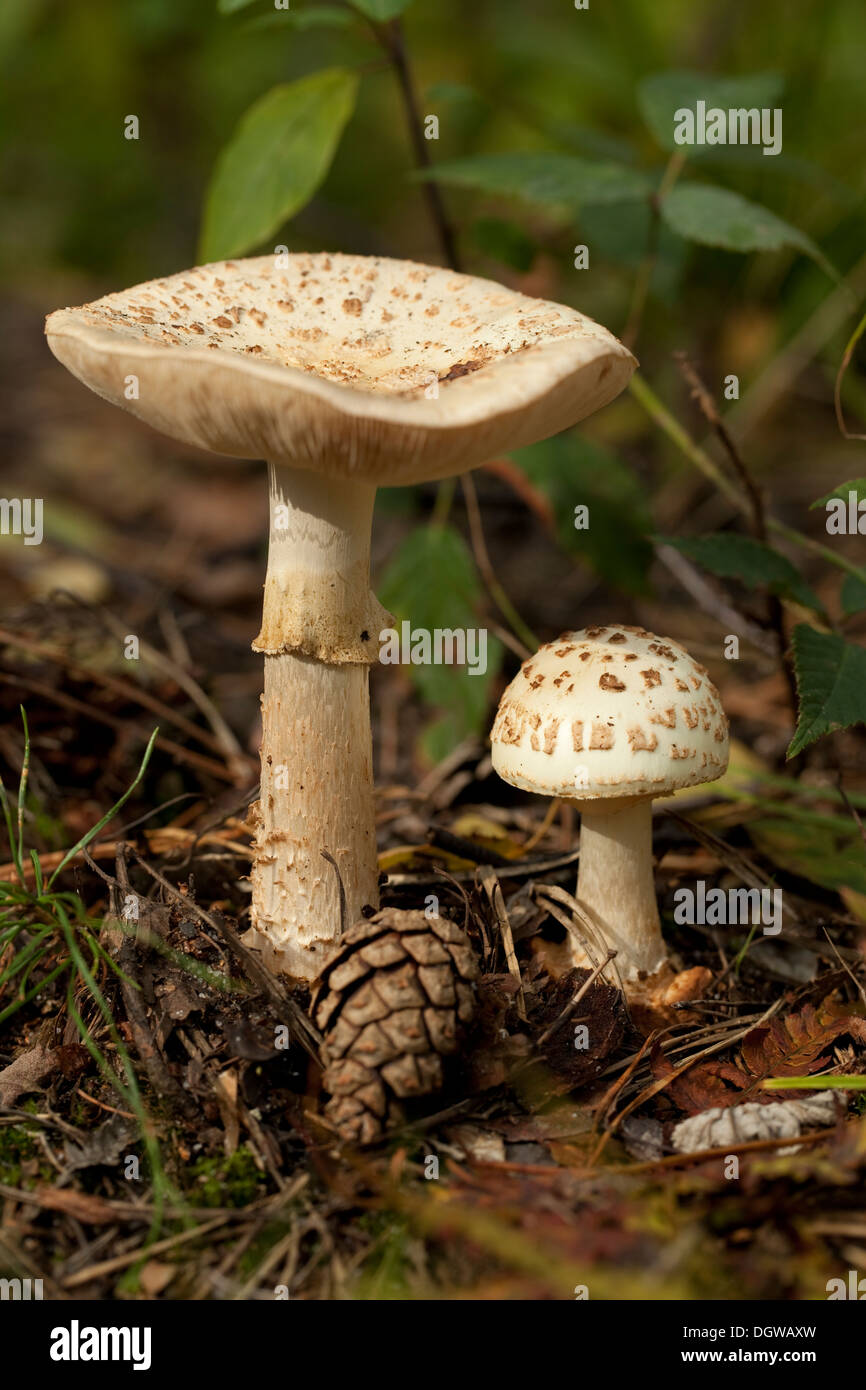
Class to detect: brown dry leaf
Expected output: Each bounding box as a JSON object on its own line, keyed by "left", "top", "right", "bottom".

{"left": 138, "top": 1260, "right": 176, "bottom": 1297}
{"left": 0, "top": 1044, "right": 57, "bottom": 1106}
{"left": 652, "top": 1047, "right": 750, "bottom": 1114}
{"left": 654, "top": 992, "right": 866, "bottom": 1116}
{"left": 741, "top": 996, "right": 866, "bottom": 1079}
{"left": 214, "top": 1068, "right": 240, "bottom": 1154}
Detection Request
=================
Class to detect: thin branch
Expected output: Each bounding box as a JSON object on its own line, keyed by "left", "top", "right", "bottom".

{"left": 672, "top": 352, "right": 798, "bottom": 719}
{"left": 461, "top": 472, "right": 537, "bottom": 656}
{"left": 373, "top": 17, "right": 461, "bottom": 271}
{"left": 834, "top": 308, "right": 866, "bottom": 441}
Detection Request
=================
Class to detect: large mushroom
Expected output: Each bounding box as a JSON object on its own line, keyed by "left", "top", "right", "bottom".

{"left": 490, "top": 625, "right": 729, "bottom": 983}
{"left": 46, "top": 253, "right": 635, "bottom": 978}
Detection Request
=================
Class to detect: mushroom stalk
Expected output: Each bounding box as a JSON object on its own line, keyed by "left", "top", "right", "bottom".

{"left": 248, "top": 461, "right": 389, "bottom": 978}
{"left": 574, "top": 797, "right": 665, "bottom": 980}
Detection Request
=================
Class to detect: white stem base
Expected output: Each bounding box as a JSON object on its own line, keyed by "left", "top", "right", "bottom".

{"left": 573, "top": 797, "right": 666, "bottom": 981}
{"left": 248, "top": 652, "right": 379, "bottom": 979}
{"left": 246, "top": 461, "right": 386, "bottom": 980}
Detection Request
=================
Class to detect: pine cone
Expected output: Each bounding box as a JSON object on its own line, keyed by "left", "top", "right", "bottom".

{"left": 312, "top": 907, "right": 478, "bottom": 1144}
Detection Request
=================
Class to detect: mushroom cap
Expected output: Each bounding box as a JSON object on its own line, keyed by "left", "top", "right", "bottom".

{"left": 491, "top": 625, "right": 729, "bottom": 800}
{"left": 45, "top": 252, "right": 635, "bottom": 484}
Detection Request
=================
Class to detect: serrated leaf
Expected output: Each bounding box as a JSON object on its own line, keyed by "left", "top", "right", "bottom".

{"left": 841, "top": 573, "right": 866, "bottom": 616}
{"left": 654, "top": 994, "right": 866, "bottom": 1114}
{"left": 660, "top": 184, "right": 830, "bottom": 274}
{"left": 810, "top": 477, "right": 866, "bottom": 509}
{"left": 517, "top": 436, "right": 653, "bottom": 594}
{"left": 788, "top": 624, "right": 866, "bottom": 757}
{"left": 638, "top": 70, "right": 784, "bottom": 152}
{"left": 351, "top": 0, "right": 413, "bottom": 19}
{"left": 376, "top": 524, "right": 502, "bottom": 762}
{"left": 419, "top": 152, "right": 652, "bottom": 213}
{"left": 659, "top": 533, "right": 821, "bottom": 611}
{"left": 199, "top": 69, "right": 358, "bottom": 261}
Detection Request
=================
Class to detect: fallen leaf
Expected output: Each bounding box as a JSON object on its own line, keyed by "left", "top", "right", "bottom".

{"left": 741, "top": 997, "right": 866, "bottom": 1080}
{"left": 445, "top": 1124, "right": 507, "bottom": 1163}
{"left": 654, "top": 992, "right": 866, "bottom": 1115}
{"left": 63, "top": 1112, "right": 139, "bottom": 1172}
{"left": 620, "top": 1115, "right": 665, "bottom": 1162}
{"left": 138, "top": 1260, "right": 176, "bottom": 1297}
{"left": 671, "top": 1090, "right": 844, "bottom": 1154}
{"left": 0, "top": 1044, "right": 57, "bottom": 1106}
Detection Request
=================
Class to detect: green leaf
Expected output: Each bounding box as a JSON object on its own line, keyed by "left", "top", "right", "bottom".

{"left": 638, "top": 70, "right": 784, "bottom": 152}
{"left": 788, "top": 624, "right": 866, "bottom": 757}
{"left": 419, "top": 152, "right": 653, "bottom": 213}
{"left": 351, "top": 0, "right": 413, "bottom": 19}
{"left": 244, "top": 7, "right": 355, "bottom": 30}
{"left": 660, "top": 185, "right": 829, "bottom": 273}
{"left": 580, "top": 200, "right": 686, "bottom": 301}
{"left": 764, "top": 1075, "right": 866, "bottom": 1090}
{"left": 660, "top": 533, "right": 822, "bottom": 612}
{"left": 218, "top": 0, "right": 258, "bottom": 12}
{"left": 199, "top": 69, "right": 358, "bottom": 261}
{"left": 517, "top": 436, "right": 653, "bottom": 595}
{"left": 810, "top": 478, "right": 866, "bottom": 509}
{"left": 376, "top": 524, "right": 503, "bottom": 763}
{"left": 841, "top": 573, "right": 866, "bottom": 616}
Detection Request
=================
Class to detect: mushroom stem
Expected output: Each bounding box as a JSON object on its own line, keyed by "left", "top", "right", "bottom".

{"left": 573, "top": 796, "right": 666, "bottom": 980}
{"left": 248, "top": 461, "right": 388, "bottom": 978}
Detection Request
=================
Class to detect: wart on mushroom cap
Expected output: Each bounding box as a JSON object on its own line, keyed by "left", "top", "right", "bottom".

{"left": 491, "top": 625, "right": 729, "bottom": 982}
{"left": 45, "top": 252, "right": 636, "bottom": 980}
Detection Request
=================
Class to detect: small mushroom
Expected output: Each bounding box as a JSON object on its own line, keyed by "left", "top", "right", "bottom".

{"left": 490, "top": 625, "right": 729, "bottom": 984}
{"left": 45, "top": 253, "right": 635, "bottom": 978}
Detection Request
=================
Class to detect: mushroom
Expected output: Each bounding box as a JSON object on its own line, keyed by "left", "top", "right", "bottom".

{"left": 45, "top": 253, "right": 635, "bottom": 978}
{"left": 490, "top": 624, "right": 729, "bottom": 983}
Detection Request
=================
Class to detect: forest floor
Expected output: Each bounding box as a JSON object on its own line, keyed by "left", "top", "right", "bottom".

{"left": 2, "top": 284, "right": 866, "bottom": 1300}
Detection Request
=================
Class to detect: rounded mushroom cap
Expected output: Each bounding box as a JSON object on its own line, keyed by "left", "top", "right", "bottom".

{"left": 491, "top": 625, "right": 729, "bottom": 799}
{"left": 45, "top": 252, "right": 635, "bottom": 484}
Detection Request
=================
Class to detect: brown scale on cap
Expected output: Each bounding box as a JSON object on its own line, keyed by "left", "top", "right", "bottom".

{"left": 46, "top": 251, "right": 636, "bottom": 429}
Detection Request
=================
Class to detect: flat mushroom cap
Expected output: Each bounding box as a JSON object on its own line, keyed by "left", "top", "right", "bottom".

{"left": 45, "top": 253, "right": 636, "bottom": 484}
{"left": 491, "top": 625, "right": 729, "bottom": 799}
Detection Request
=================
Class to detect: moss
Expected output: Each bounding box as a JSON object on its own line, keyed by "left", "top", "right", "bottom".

{"left": 187, "top": 1145, "right": 266, "bottom": 1208}
{"left": 0, "top": 1120, "right": 45, "bottom": 1187}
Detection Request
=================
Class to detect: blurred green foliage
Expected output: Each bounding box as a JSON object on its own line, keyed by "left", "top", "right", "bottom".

{"left": 5, "top": 0, "right": 866, "bottom": 757}
{"left": 4, "top": 0, "right": 864, "bottom": 289}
